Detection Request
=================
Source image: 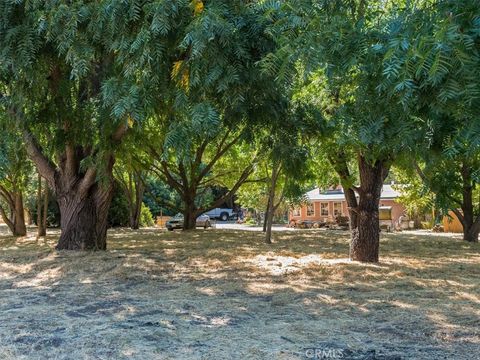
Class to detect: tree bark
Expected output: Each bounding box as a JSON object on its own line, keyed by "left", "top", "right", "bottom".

{"left": 37, "top": 174, "right": 46, "bottom": 237}
{"left": 0, "top": 189, "right": 26, "bottom": 237}
{"left": 262, "top": 196, "right": 270, "bottom": 233}
{"left": 42, "top": 180, "right": 49, "bottom": 235}
{"left": 183, "top": 200, "right": 197, "bottom": 230}
{"left": 344, "top": 187, "right": 359, "bottom": 232}
{"left": 329, "top": 152, "right": 358, "bottom": 232}
{"left": 349, "top": 155, "right": 390, "bottom": 263}
{"left": 12, "top": 192, "right": 27, "bottom": 236}
{"left": 129, "top": 172, "right": 144, "bottom": 230}
{"left": 450, "top": 162, "right": 480, "bottom": 243}
{"left": 56, "top": 183, "right": 113, "bottom": 250}
{"left": 265, "top": 162, "right": 281, "bottom": 244}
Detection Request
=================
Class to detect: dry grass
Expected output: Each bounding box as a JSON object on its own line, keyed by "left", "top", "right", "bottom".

{"left": 0, "top": 226, "right": 479, "bottom": 359}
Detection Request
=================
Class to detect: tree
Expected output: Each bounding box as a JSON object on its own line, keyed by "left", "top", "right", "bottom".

{"left": 140, "top": 1, "right": 280, "bottom": 230}
{"left": 36, "top": 172, "right": 49, "bottom": 238}
{"left": 384, "top": 0, "right": 480, "bottom": 242}
{"left": 0, "top": 129, "right": 29, "bottom": 236}
{"left": 0, "top": 1, "right": 189, "bottom": 249}
{"left": 267, "top": 1, "right": 419, "bottom": 261}
{"left": 114, "top": 138, "right": 149, "bottom": 230}
{"left": 148, "top": 122, "right": 256, "bottom": 230}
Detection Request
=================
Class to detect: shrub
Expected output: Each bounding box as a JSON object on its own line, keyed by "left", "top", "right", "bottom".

{"left": 140, "top": 203, "right": 155, "bottom": 227}
{"left": 108, "top": 183, "right": 130, "bottom": 227}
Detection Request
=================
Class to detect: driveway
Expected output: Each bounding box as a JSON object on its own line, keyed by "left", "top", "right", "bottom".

{"left": 214, "top": 222, "right": 294, "bottom": 232}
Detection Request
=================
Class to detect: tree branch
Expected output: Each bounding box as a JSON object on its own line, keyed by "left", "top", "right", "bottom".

{"left": 1, "top": 96, "right": 57, "bottom": 186}
{"left": 197, "top": 130, "right": 242, "bottom": 181}
{"left": 22, "top": 129, "right": 57, "bottom": 187}
{"left": 0, "top": 204, "right": 14, "bottom": 233}
{"left": 451, "top": 208, "right": 465, "bottom": 227}
{"left": 196, "top": 163, "right": 254, "bottom": 215}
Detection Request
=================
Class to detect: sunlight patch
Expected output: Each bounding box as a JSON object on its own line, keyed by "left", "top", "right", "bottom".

{"left": 243, "top": 253, "right": 351, "bottom": 276}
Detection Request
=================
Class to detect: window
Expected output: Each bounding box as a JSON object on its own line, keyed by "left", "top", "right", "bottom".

{"left": 292, "top": 208, "right": 301, "bottom": 217}
{"left": 333, "top": 202, "right": 343, "bottom": 216}
{"left": 307, "top": 203, "right": 315, "bottom": 216}
{"left": 321, "top": 203, "right": 329, "bottom": 216}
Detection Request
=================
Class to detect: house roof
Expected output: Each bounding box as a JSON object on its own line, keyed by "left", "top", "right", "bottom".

{"left": 306, "top": 184, "right": 401, "bottom": 201}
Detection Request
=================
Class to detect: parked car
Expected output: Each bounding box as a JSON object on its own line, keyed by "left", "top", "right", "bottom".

{"left": 202, "top": 208, "right": 236, "bottom": 221}
{"left": 165, "top": 214, "right": 211, "bottom": 231}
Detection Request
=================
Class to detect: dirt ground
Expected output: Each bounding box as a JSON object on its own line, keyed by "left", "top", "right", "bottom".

{"left": 0, "top": 226, "right": 479, "bottom": 360}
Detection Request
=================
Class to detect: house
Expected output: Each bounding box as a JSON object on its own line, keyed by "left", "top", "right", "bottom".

{"left": 289, "top": 184, "right": 406, "bottom": 226}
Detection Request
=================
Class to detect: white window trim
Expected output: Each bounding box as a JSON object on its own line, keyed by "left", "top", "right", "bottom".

{"left": 333, "top": 202, "right": 343, "bottom": 216}
{"left": 320, "top": 202, "right": 329, "bottom": 216}
{"left": 306, "top": 202, "right": 315, "bottom": 217}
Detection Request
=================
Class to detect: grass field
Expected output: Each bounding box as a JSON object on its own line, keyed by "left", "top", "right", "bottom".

{"left": 0, "top": 226, "right": 479, "bottom": 359}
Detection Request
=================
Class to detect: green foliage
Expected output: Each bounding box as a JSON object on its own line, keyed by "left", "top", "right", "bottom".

{"left": 392, "top": 165, "right": 435, "bottom": 218}
{"left": 25, "top": 185, "right": 60, "bottom": 228}
{"left": 143, "top": 177, "right": 182, "bottom": 217}
{"left": 140, "top": 203, "right": 155, "bottom": 227}
{"left": 383, "top": 0, "right": 480, "bottom": 219}
{"left": 108, "top": 183, "right": 130, "bottom": 228}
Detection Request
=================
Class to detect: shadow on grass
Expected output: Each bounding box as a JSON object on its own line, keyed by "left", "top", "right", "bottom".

{"left": 0, "top": 225, "right": 478, "bottom": 359}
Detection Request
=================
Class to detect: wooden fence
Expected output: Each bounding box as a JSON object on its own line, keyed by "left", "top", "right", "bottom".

{"left": 156, "top": 216, "right": 172, "bottom": 228}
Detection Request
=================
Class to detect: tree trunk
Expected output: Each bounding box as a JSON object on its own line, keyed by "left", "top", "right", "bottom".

{"left": 41, "top": 180, "right": 48, "bottom": 235}
{"left": 265, "top": 162, "right": 281, "bottom": 244}
{"left": 459, "top": 162, "right": 479, "bottom": 243}
{"left": 349, "top": 156, "right": 389, "bottom": 262}
{"left": 265, "top": 200, "right": 275, "bottom": 244}
{"left": 129, "top": 174, "right": 144, "bottom": 230}
{"left": 329, "top": 152, "right": 358, "bottom": 232}
{"left": 463, "top": 223, "right": 480, "bottom": 243}
{"left": 183, "top": 197, "right": 198, "bottom": 230}
{"left": 56, "top": 184, "right": 113, "bottom": 250}
{"left": 344, "top": 187, "right": 359, "bottom": 232}
{"left": 37, "top": 174, "right": 46, "bottom": 237}
{"left": 0, "top": 190, "right": 26, "bottom": 236}
{"left": 262, "top": 196, "right": 270, "bottom": 233}
{"left": 11, "top": 192, "right": 27, "bottom": 237}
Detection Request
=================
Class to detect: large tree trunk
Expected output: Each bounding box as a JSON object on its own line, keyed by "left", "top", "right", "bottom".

{"left": 349, "top": 156, "right": 390, "bottom": 263}
{"left": 13, "top": 192, "right": 27, "bottom": 236}
{"left": 56, "top": 184, "right": 113, "bottom": 250}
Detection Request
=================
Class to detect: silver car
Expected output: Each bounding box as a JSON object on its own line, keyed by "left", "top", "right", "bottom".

{"left": 165, "top": 214, "right": 211, "bottom": 231}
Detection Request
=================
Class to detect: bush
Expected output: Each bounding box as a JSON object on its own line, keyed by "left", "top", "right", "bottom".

{"left": 140, "top": 203, "right": 155, "bottom": 227}
{"left": 108, "top": 183, "right": 130, "bottom": 227}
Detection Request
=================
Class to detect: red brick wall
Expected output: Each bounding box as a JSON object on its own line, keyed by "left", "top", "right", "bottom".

{"left": 290, "top": 199, "right": 406, "bottom": 224}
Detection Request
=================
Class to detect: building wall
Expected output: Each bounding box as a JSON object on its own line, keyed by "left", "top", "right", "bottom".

{"left": 443, "top": 211, "right": 463, "bottom": 233}
{"left": 290, "top": 199, "right": 406, "bottom": 225}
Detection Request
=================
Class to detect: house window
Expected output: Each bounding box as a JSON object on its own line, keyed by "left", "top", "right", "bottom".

{"left": 333, "top": 202, "right": 343, "bottom": 216}
{"left": 292, "top": 208, "right": 301, "bottom": 217}
{"left": 307, "top": 203, "right": 315, "bottom": 216}
{"left": 321, "top": 203, "right": 329, "bottom": 216}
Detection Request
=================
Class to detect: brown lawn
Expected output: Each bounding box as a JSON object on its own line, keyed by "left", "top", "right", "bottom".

{"left": 0, "top": 226, "right": 479, "bottom": 359}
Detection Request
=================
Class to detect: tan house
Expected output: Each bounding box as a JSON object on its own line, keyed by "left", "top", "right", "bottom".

{"left": 289, "top": 185, "right": 406, "bottom": 226}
